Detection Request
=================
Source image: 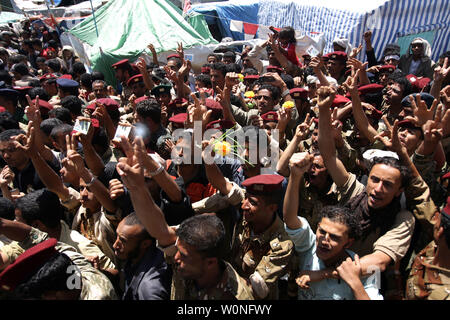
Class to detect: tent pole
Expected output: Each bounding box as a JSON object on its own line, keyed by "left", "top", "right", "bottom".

{"left": 89, "top": 0, "right": 100, "bottom": 38}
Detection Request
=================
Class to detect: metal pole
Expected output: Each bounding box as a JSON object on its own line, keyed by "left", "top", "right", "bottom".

{"left": 89, "top": 0, "right": 99, "bottom": 38}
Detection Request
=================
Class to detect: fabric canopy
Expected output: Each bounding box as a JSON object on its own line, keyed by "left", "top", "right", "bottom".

{"left": 68, "top": 0, "right": 217, "bottom": 85}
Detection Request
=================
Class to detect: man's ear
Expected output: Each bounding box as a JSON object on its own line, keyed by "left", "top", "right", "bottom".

{"left": 204, "top": 257, "right": 219, "bottom": 269}
{"left": 395, "top": 187, "right": 404, "bottom": 198}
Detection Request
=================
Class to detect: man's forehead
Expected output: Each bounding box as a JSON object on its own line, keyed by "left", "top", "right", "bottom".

{"left": 370, "top": 164, "right": 401, "bottom": 181}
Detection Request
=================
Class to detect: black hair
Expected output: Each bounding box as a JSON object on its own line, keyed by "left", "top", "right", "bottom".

{"left": 12, "top": 63, "right": 29, "bottom": 76}
{"left": 60, "top": 96, "right": 82, "bottom": 117}
{"left": 36, "top": 57, "right": 46, "bottom": 64}
{"left": 0, "top": 128, "right": 25, "bottom": 142}
{"left": 45, "top": 59, "right": 60, "bottom": 73}
{"left": 279, "top": 26, "right": 296, "bottom": 44}
{"left": 369, "top": 157, "right": 411, "bottom": 188}
{"left": 211, "top": 62, "right": 227, "bottom": 77}
{"left": 91, "top": 127, "right": 110, "bottom": 156}
{"left": 9, "top": 55, "right": 26, "bottom": 65}
{"left": 195, "top": 74, "right": 212, "bottom": 88}
{"left": 14, "top": 252, "right": 79, "bottom": 300}
{"left": 318, "top": 205, "right": 362, "bottom": 239}
{"left": 226, "top": 63, "right": 241, "bottom": 73}
{"left": 48, "top": 108, "right": 73, "bottom": 124}
{"left": 49, "top": 123, "right": 73, "bottom": 140}
{"left": 0, "top": 112, "right": 19, "bottom": 132}
{"left": 258, "top": 83, "right": 281, "bottom": 101}
{"left": 40, "top": 118, "right": 63, "bottom": 137}
{"left": 242, "top": 68, "right": 258, "bottom": 76}
{"left": 31, "top": 38, "right": 42, "bottom": 47}
{"left": 15, "top": 189, "right": 63, "bottom": 229}
{"left": 136, "top": 99, "right": 161, "bottom": 124}
{"left": 80, "top": 73, "right": 92, "bottom": 88}
{"left": 176, "top": 214, "right": 226, "bottom": 259}
{"left": 0, "top": 197, "right": 15, "bottom": 220}
{"left": 123, "top": 212, "right": 154, "bottom": 242}
{"left": 280, "top": 73, "right": 294, "bottom": 89}
{"left": 91, "top": 71, "right": 105, "bottom": 81}
{"left": 0, "top": 70, "right": 13, "bottom": 85}
{"left": 388, "top": 74, "right": 412, "bottom": 98}
{"left": 28, "top": 87, "right": 49, "bottom": 102}
{"left": 223, "top": 51, "right": 236, "bottom": 62}
{"left": 28, "top": 79, "right": 41, "bottom": 88}
{"left": 72, "top": 62, "right": 86, "bottom": 76}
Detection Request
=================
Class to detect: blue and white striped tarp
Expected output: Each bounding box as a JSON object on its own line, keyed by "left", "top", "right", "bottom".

{"left": 190, "top": 0, "right": 449, "bottom": 62}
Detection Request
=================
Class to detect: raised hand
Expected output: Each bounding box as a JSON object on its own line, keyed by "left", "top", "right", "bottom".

{"left": 289, "top": 152, "right": 313, "bottom": 177}
{"left": 295, "top": 113, "right": 314, "bottom": 141}
{"left": 135, "top": 57, "right": 147, "bottom": 75}
{"left": 434, "top": 57, "right": 449, "bottom": 83}
{"left": 349, "top": 44, "right": 363, "bottom": 59}
{"left": 176, "top": 42, "right": 185, "bottom": 61}
{"left": 109, "top": 178, "right": 125, "bottom": 200}
{"left": 317, "top": 86, "right": 337, "bottom": 109}
{"left": 411, "top": 94, "right": 438, "bottom": 127}
{"left": 0, "top": 165, "right": 14, "bottom": 187}
{"left": 374, "top": 120, "right": 408, "bottom": 157}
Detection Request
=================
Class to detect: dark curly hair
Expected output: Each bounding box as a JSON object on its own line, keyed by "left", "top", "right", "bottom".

{"left": 318, "top": 205, "right": 362, "bottom": 240}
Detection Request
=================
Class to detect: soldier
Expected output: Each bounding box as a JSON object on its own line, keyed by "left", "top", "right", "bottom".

{"left": 112, "top": 59, "right": 134, "bottom": 104}
{"left": 229, "top": 174, "right": 294, "bottom": 299}
{"left": 405, "top": 197, "right": 450, "bottom": 300}
{"left": 0, "top": 220, "right": 118, "bottom": 299}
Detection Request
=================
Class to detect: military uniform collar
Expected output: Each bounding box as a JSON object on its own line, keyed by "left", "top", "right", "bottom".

{"left": 243, "top": 214, "right": 283, "bottom": 245}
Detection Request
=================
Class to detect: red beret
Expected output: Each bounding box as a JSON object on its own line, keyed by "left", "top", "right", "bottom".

{"left": 242, "top": 174, "right": 284, "bottom": 195}
{"left": 167, "top": 54, "right": 181, "bottom": 60}
{"left": 135, "top": 96, "right": 149, "bottom": 104}
{"left": 32, "top": 98, "right": 53, "bottom": 113}
{"left": 0, "top": 106, "right": 6, "bottom": 113}
{"left": 169, "top": 112, "right": 187, "bottom": 125}
{"left": 397, "top": 119, "right": 422, "bottom": 131}
{"left": 168, "top": 98, "right": 188, "bottom": 109}
{"left": 442, "top": 172, "right": 450, "bottom": 180}
{"left": 358, "top": 83, "right": 384, "bottom": 95}
{"left": 90, "top": 118, "right": 100, "bottom": 128}
{"left": 329, "top": 51, "right": 348, "bottom": 62}
{"left": 261, "top": 111, "right": 278, "bottom": 123}
{"left": 13, "top": 86, "right": 32, "bottom": 92}
{"left": 290, "top": 87, "right": 308, "bottom": 99}
{"left": 201, "top": 66, "right": 211, "bottom": 74}
{"left": 87, "top": 98, "right": 119, "bottom": 111}
{"left": 39, "top": 73, "right": 58, "bottom": 82}
{"left": 205, "top": 98, "right": 223, "bottom": 113}
{"left": 379, "top": 65, "right": 396, "bottom": 73}
{"left": 112, "top": 59, "right": 129, "bottom": 69}
{"left": 244, "top": 75, "right": 259, "bottom": 80}
{"left": 406, "top": 74, "right": 431, "bottom": 92}
{"left": 331, "top": 95, "right": 351, "bottom": 108}
{"left": 0, "top": 238, "right": 58, "bottom": 291}
{"left": 205, "top": 119, "right": 235, "bottom": 131}
{"left": 127, "top": 74, "right": 144, "bottom": 86}
{"left": 266, "top": 65, "right": 283, "bottom": 72}
{"left": 322, "top": 53, "right": 331, "bottom": 61}
{"left": 59, "top": 74, "right": 73, "bottom": 80}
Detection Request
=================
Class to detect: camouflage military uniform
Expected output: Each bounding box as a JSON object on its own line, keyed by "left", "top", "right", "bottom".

{"left": 406, "top": 241, "right": 450, "bottom": 300}
{"left": 159, "top": 243, "right": 254, "bottom": 300}
{"left": 171, "top": 261, "right": 254, "bottom": 300}
{"left": 1, "top": 227, "right": 118, "bottom": 299}
{"left": 229, "top": 215, "right": 294, "bottom": 299}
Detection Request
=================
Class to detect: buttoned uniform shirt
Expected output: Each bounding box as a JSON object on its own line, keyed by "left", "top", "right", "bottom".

{"left": 406, "top": 241, "right": 450, "bottom": 300}
{"left": 0, "top": 227, "right": 118, "bottom": 299}
{"left": 230, "top": 214, "right": 294, "bottom": 299}
{"left": 286, "top": 216, "right": 383, "bottom": 300}
{"left": 72, "top": 205, "right": 120, "bottom": 266}
{"left": 122, "top": 246, "right": 171, "bottom": 300}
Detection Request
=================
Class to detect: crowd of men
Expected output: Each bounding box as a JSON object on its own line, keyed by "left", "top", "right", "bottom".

{"left": 0, "top": 19, "right": 449, "bottom": 300}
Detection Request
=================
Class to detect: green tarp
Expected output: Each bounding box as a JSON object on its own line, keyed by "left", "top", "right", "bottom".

{"left": 69, "top": 0, "right": 217, "bottom": 85}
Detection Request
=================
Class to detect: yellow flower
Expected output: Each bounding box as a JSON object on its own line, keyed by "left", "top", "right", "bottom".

{"left": 213, "top": 141, "right": 232, "bottom": 157}
{"left": 244, "top": 91, "right": 255, "bottom": 98}
{"left": 238, "top": 74, "right": 244, "bottom": 82}
{"left": 282, "top": 101, "right": 295, "bottom": 109}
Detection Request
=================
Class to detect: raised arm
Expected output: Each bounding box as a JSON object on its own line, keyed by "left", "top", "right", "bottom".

{"left": 73, "top": 118, "right": 105, "bottom": 176}
{"left": 317, "top": 87, "right": 350, "bottom": 187}
{"left": 115, "top": 143, "right": 176, "bottom": 247}
{"left": 283, "top": 152, "right": 313, "bottom": 229}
